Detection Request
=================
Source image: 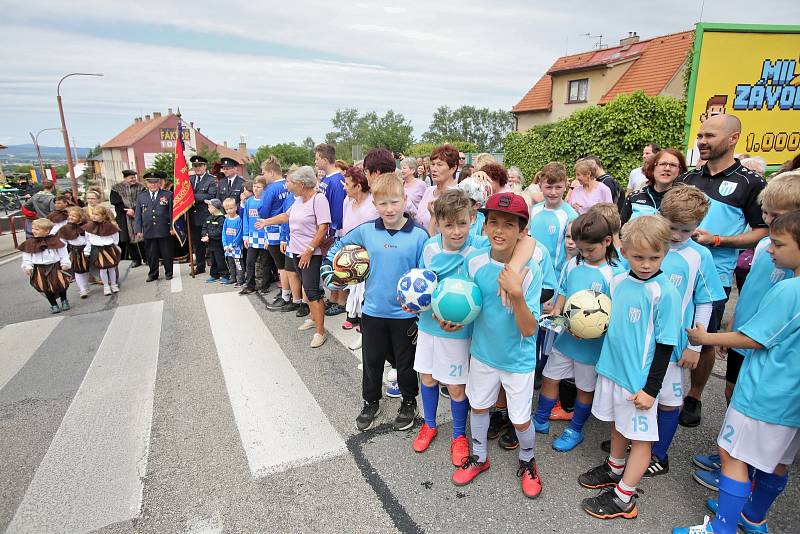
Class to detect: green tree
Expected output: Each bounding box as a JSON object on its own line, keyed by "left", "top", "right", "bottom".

{"left": 148, "top": 152, "right": 176, "bottom": 177}
{"left": 196, "top": 143, "right": 220, "bottom": 166}
{"left": 325, "top": 108, "right": 414, "bottom": 159}
{"left": 423, "top": 106, "right": 514, "bottom": 152}
{"left": 249, "top": 143, "right": 315, "bottom": 174}
{"left": 85, "top": 144, "right": 102, "bottom": 159}
{"left": 407, "top": 141, "right": 478, "bottom": 158}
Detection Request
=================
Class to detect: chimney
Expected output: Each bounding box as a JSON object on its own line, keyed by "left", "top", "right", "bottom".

{"left": 619, "top": 31, "right": 640, "bottom": 47}
{"left": 134, "top": 117, "right": 140, "bottom": 123}
{"left": 145, "top": 114, "right": 151, "bottom": 121}
{"left": 239, "top": 135, "right": 247, "bottom": 155}
{"left": 153, "top": 111, "right": 162, "bottom": 118}
{"left": 168, "top": 108, "right": 173, "bottom": 115}
{"left": 224, "top": 141, "right": 228, "bottom": 148}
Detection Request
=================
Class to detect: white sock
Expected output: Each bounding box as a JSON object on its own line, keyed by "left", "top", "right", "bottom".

{"left": 108, "top": 269, "right": 117, "bottom": 285}
{"left": 614, "top": 480, "right": 635, "bottom": 503}
{"left": 282, "top": 289, "right": 291, "bottom": 300}
{"left": 607, "top": 456, "right": 626, "bottom": 476}
{"left": 74, "top": 272, "right": 89, "bottom": 291}
{"left": 99, "top": 269, "right": 109, "bottom": 287}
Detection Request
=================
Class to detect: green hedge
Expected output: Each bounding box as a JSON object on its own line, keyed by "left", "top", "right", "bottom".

{"left": 505, "top": 92, "right": 686, "bottom": 187}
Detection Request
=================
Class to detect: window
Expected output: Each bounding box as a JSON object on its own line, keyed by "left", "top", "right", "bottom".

{"left": 567, "top": 79, "right": 589, "bottom": 103}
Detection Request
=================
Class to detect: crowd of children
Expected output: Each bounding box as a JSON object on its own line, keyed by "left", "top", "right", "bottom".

{"left": 18, "top": 139, "right": 800, "bottom": 532}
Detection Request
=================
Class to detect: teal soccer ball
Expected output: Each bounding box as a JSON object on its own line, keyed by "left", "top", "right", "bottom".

{"left": 431, "top": 275, "right": 482, "bottom": 325}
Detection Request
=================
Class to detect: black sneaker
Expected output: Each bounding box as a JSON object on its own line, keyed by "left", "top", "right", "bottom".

{"left": 267, "top": 298, "right": 289, "bottom": 311}
{"left": 600, "top": 440, "right": 631, "bottom": 454}
{"left": 488, "top": 410, "right": 511, "bottom": 439}
{"left": 679, "top": 396, "right": 702, "bottom": 427}
{"left": 279, "top": 301, "right": 301, "bottom": 312}
{"left": 578, "top": 460, "right": 622, "bottom": 489}
{"left": 356, "top": 401, "right": 381, "bottom": 431}
{"left": 581, "top": 487, "right": 638, "bottom": 520}
{"left": 499, "top": 426, "right": 519, "bottom": 450}
{"left": 642, "top": 454, "right": 669, "bottom": 478}
{"left": 296, "top": 303, "right": 310, "bottom": 317}
{"left": 439, "top": 386, "right": 450, "bottom": 399}
{"left": 271, "top": 294, "right": 285, "bottom": 305}
{"left": 393, "top": 399, "right": 417, "bottom": 431}
{"left": 239, "top": 287, "right": 255, "bottom": 295}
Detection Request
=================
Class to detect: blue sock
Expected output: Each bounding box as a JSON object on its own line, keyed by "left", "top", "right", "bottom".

{"left": 742, "top": 470, "right": 788, "bottom": 523}
{"left": 567, "top": 400, "right": 592, "bottom": 433}
{"left": 420, "top": 383, "right": 439, "bottom": 428}
{"left": 450, "top": 398, "right": 469, "bottom": 439}
{"left": 651, "top": 407, "right": 680, "bottom": 461}
{"left": 712, "top": 474, "right": 751, "bottom": 534}
{"left": 534, "top": 394, "right": 557, "bottom": 425}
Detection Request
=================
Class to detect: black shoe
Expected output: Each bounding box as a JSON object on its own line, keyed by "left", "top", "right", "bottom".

{"left": 642, "top": 454, "right": 669, "bottom": 478}
{"left": 239, "top": 287, "right": 255, "bottom": 295}
{"left": 325, "top": 303, "right": 346, "bottom": 316}
{"left": 194, "top": 267, "right": 205, "bottom": 274}
{"left": 679, "top": 396, "right": 702, "bottom": 427}
{"left": 581, "top": 487, "right": 638, "bottom": 520}
{"left": 165, "top": 274, "right": 173, "bottom": 280}
{"left": 259, "top": 287, "right": 271, "bottom": 295}
{"left": 279, "top": 301, "right": 301, "bottom": 313}
{"left": 393, "top": 399, "right": 417, "bottom": 431}
{"left": 130, "top": 260, "right": 142, "bottom": 268}
{"left": 578, "top": 460, "right": 622, "bottom": 489}
{"left": 488, "top": 410, "right": 511, "bottom": 440}
{"left": 439, "top": 386, "right": 450, "bottom": 399}
{"left": 271, "top": 294, "right": 285, "bottom": 306}
{"left": 356, "top": 401, "right": 381, "bottom": 431}
{"left": 499, "top": 425, "right": 519, "bottom": 450}
{"left": 267, "top": 298, "right": 289, "bottom": 311}
{"left": 296, "top": 303, "right": 310, "bottom": 317}
{"left": 146, "top": 275, "right": 158, "bottom": 282}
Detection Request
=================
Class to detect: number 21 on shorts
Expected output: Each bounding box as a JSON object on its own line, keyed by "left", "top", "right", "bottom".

{"left": 449, "top": 364, "right": 463, "bottom": 377}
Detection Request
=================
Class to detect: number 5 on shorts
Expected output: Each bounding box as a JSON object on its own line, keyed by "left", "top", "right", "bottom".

{"left": 672, "top": 382, "right": 682, "bottom": 398}
{"left": 631, "top": 415, "right": 649, "bottom": 433}
{"left": 449, "top": 364, "right": 463, "bottom": 377}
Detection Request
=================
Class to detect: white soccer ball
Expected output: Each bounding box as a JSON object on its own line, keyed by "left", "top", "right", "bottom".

{"left": 397, "top": 268, "right": 438, "bottom": 312}
{"left": 563, "top": 289, "right": 612, "bottom": 339}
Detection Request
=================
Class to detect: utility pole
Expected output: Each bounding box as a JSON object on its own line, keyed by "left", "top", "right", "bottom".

{"left": 57, "top": 72, "right": 103, "bottom": 200}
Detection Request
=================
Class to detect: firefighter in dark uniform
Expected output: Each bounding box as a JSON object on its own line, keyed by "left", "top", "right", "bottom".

{"left": 216, "top": 157, "right": 245, "bottom": 207}
{"left": 188, "top": 155, "right": 218, "bottom": 274}
{"left": 135, "top": 170, "right": 174, "bottom": 281}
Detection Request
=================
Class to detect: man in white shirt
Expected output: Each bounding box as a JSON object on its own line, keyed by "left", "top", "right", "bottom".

{"left": 627, "top": 142, "right": 660, "bottom": 193}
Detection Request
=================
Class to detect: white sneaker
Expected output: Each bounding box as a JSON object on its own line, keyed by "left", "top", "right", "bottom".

{"left": 310, "top": 333, "right": 327, "bottom": 348}
{"left": 348, "top": 336, "right": 362, "bottom": 350}
{"left": 111, "top": 284, "right": 120, "bottom": 293}
{"left": 298, "top": 319, "right": 316, "bottom": 331}
{"left": 103, "top": 286, "right": 112, "bottom": 296}
{"left": 80, "top": 289, "right": 89, "bottom": 299}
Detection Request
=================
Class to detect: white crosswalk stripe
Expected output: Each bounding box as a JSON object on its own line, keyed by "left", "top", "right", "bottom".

{"left": 7, "top": 301, "right": 163, "bottom": 534}
{"left": 0, "top": 316, "right": 62, "bottom": 391}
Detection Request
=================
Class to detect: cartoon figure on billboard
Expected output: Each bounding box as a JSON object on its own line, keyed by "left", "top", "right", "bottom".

{"left": 689, "top": 95, "right": 731, "bottom": 166}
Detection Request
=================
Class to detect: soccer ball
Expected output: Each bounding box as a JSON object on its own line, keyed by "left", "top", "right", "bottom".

{"left": 563, "top": 289, "right": 612, "bottom": 339}
{"left": 332, "top": 245, "right": 371, "bottom": 285}
{"left": 397, "top": 268, "right": 438, "bottom": 311}
{"left": 431, "top": 275, "right": 483, "bottom": 325}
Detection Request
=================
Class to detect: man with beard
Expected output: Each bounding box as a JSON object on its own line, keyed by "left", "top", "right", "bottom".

{"left": 188, "top": 155, "right": 218, "bottom": 274}
{"left": 110, "top": 169, "right": 146, "bottom": 267}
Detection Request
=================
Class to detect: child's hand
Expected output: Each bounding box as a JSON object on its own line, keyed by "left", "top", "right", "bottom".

{"left": 280, "top": 243, "right": 287, "bottom": 254}
{"left": 542, "top": 300, "right": 554, "bottom": 315}
{"left": 24, "top": 267, "right": 32, "bottom": 276}
{"left": 498, "top": 266, "right": 526, "bottom": 302}
{"left": 399, "top": 302, "right": 422, "bottom": 315}
{"left": 686, "top": 323, "right": 708, "bottom": 346}
{"left": 434, "top": 313, "right": 464, "bottom": 332}
{"left": 627, "top": 390, "right": 655, "bottom": 411}
{"left": 243, "top": 239, "right": 249, "bottom": 249}
{"left": 254, "top": 219, "right": 266, "bottom": 230}
{"left": 692, "top": 228, "right": 715, "bottom": 246}
{"left": 201, "top": 236, "right": 209, "bottom": 242}
{"left": 678, "top": 348, "right": 700, "bottom": 369}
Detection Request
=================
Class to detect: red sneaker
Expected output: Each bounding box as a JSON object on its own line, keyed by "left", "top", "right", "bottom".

{"left": 450, "top": 435, "right": 470, "bottom": 466}
{"left": 412, "top": 423, "right": 437, "bottom": 452}
{"left": 517, "top": 458, "right": 543, "bottom": 498}
{"left": 452, "top": 455, "right": 490, "bottom": 486}
{"left": 549, "top": 401, "right": 573, "bottom": 421}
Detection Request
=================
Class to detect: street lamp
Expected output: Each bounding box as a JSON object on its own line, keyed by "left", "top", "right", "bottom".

{"left": 29, "top": 127, "right": 64, "bottom": 182}
{"left": 57, "top": 72, "right": 103, "bottom": 199}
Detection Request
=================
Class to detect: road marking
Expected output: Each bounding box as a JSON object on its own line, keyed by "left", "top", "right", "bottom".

{"left": 204, "top": 292, "right": 346, "bottom": 477}
{"left": 171, "top": 262, "right": 182, "bottom": 293}
{"left": 0, "top": 252, "right": 22, "bottom": 266}
{"left": 0, "top": 316, "right": 63, "bottom": 392}
{"left": 7, "top": 301, "right": 163, "bottom": 534}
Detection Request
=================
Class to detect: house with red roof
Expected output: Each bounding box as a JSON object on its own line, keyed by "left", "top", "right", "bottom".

{"left": 512, "top": 31, "right": 693, "bottom": 131}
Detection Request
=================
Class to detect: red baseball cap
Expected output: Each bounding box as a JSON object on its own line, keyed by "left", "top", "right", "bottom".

{"left": 480, "top": 192, "right": 529, "bottom": 223}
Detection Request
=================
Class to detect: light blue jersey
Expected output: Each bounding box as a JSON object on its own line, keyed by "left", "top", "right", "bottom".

{"left": 529, "top": 202, "right": 578, "bottom": 274}
{"left": 732, "top": 237, "right": 793, "bottom": 358}
{"left": 662, "top": 239, "right": 726, "bottom": 361}
{"left": 534, "top": 241, "right": 558, "bottom": 292}
{"left": 470, "top": 210, "right": 485, "bottom": 237}
{"left": 465, "top": 250, "right": 543, "bottom": 373}
{"left": 553, "top": 258, "right": 624, "bottom": 365}
{"left": 595, "top": 271, "right": 682, "bottom": 394}
{"left": 736, "top": 276, "right": 800, "bottom": 427}
{"left": 418, "top": 234, "right": 482, "bottom": 339}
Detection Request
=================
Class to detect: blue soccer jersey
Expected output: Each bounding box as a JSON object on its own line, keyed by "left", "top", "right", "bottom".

{"left": 327, "top": 217, "right": 428, "bottom": 319}
{"left": 735, "top": 276, "right": 800, "bottom": 427}
{"left": 732, "top": 237, "right": 793, "bottom": 358}
{"left": 553, "top": 258, "right": 624, "bottom": 365}
{"left": 222, "top": 215, "right": 243, "bottom": 258}
{"left": 418, "top": 234, "right": 482, "bottom": 339}
{"left": 534, "top": 241, "right": 558, "bottom": 292}
{"left": 662, "top": 239, "right": 727, "bottom": 361}
{"left": 595, "top": 271, "right": 682, "bottom": 394}
{"left": 465, "top": 250, "right": 543, "bottom": 373}
{"left": 319, "top": 171, "right": 347, "bottom": 233}
{"left": 258, "top": 179, "right": 290, "bottom": 245}
{"left": 470, "top": 210, "right": 485, "bottom": 237}
{"left": 529, "top": 202, "right": 578, "bottom": 274}
{"left": 242, "top": 196, "right": 268, "bottom": 249}
{"left": 676, "top": 161, "right": 767, "bottom": 287}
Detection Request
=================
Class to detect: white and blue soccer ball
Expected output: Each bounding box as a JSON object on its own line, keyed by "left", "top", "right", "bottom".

{"left": 431, "top": 275, "right": 483, "bottom": 325}
{"left": 397, "top": 268, "right": 438, "bottom": 312}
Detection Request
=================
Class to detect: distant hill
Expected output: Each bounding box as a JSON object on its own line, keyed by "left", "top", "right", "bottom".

{"left": 0, "top": 144, "right": 92, "bottom": 161}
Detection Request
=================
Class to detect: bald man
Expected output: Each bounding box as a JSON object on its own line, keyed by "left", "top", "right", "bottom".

{"left": 675, "top": 114, "right": 768, "bottom": 428}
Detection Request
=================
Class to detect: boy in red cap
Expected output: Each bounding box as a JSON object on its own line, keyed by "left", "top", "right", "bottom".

{"left": 453, "top": 192, "right": 545, "bottom": 498}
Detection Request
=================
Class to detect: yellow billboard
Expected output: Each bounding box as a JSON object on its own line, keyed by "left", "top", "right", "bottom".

{"left": 685, "top": 24, "right": 800, "bottom": 169}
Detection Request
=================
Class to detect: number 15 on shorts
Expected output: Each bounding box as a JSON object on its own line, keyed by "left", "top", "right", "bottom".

{"left": 631, "top": 415, "right": 649, "bottom": 433}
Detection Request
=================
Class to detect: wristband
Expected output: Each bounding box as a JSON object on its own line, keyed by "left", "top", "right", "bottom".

{"left": 713, "top": 235, "right": 721, "bottom": 247}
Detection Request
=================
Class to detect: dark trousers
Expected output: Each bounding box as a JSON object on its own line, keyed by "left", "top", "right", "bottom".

{"left": 244, "top": 247, "right": 270, "bottom": 290}
{"left": 44, "top": 291, "right": 68, "bottom": 305}
{"left": 145, "top": 237, "right": 174, "bottom": 278}
{"left": 120, "top": 241, "right": 143, "bottom": 263}
{"left": 208, "top": 241, "right": 229, "bottom": 278}
{"left": 226, "top": 256, "right": 245, "bottom": 284}
{"left": 361, "top": 313, "right": 419, "bottom": 403}
{"left": 189, "top": 224, "right": 207, "bottom": 272}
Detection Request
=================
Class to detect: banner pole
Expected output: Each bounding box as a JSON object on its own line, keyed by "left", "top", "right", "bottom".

{"left": 185, "top": 210, "right": 196, "bottom": 277}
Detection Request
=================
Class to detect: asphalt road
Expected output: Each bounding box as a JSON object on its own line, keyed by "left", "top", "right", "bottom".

{"left": 0, "top": 255, "right": 796, "bottom": 533}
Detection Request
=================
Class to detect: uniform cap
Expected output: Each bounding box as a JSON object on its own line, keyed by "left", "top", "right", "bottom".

{"left": 122, "top": 169, "right": 137, "bottom": 177}
{"left": 143, "top": 170, "right": 168, "bottom": 181}
{"left": 219, "top": 157, "right": 239, "bottom": 167}
{"left": 208, "top": 198, "right": 223, "bottom": 210}
{"left": 189, "top": 155, "right": 208, "bottom": 164}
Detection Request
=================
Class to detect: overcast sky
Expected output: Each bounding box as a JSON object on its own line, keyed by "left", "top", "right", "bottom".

{"left": 2, "top": 0, "right": 798, "bottom": 149}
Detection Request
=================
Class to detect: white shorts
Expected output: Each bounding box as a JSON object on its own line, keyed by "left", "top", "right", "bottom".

{"left": 592, "top": 375, "right": 659, "bottom": 442}
{"left": 658, "top": 362, "right": 686, "bottom": 407}
{"left": 465, "top": 358, "right": 534, "bottom": 425}
{"left": 717, "top": 406, "right": 800, "bottom": 473}
{"left": 413, "top": 330, "right": 471, "bottom": 385}
{"left": 542, "top": 348, "right": 598, "bottom": 392}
